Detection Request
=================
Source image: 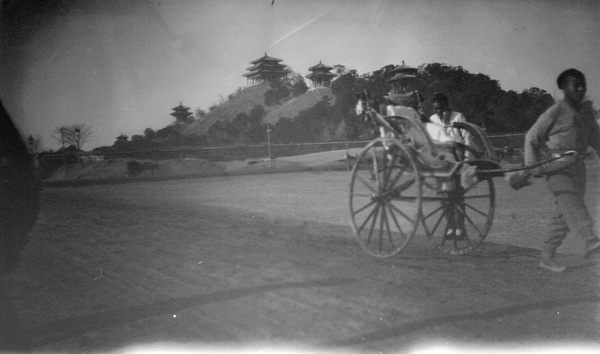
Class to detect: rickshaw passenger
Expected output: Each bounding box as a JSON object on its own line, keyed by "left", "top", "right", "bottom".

{"left": 384, "top": 91, "right": 457, "bottom": 160}
{"left": 385, "top": 91, "right": 466, "bottom": 241}
{"left": 429, "top": 92, "right": 472, "bottom": 159}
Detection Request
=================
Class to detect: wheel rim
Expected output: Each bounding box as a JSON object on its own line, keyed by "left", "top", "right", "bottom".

{"left": 349, "top": 138, "right": 422, "bottom": 258}
{"left": 420, "top": 175, "right": 495, "bottom": 255}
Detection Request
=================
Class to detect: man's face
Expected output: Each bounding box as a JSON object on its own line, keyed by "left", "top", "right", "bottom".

{"left": 432, "top": 102, "right": 448, "bottom": 117}
{"left": 563, "top": 76, "right": 586, "bottom": 103}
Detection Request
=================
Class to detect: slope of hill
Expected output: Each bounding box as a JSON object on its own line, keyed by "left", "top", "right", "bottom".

{"left": 182, "top": 82, "right": 272, "bottom": 137}
{"left": 263, "top": 87, "right": 334, "bottom": 124}
{"left": 182, "top": 83, "right": 335, "bottom": 137}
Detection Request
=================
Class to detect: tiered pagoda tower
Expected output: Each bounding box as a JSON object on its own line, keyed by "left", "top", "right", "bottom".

{"left": 243, "top": 53, "right": 289, "bottom": 86}
{"left": 306, "top": 60, "right": 335, "bottom": 88}
{"left": 388, "top": 61, "right": 418, "bottom": 94}
{"left": 171, "top": 102, "right": 193, "bottom": 124}
{"left": 115, "top": 133, "right": 129, "bottom": 142}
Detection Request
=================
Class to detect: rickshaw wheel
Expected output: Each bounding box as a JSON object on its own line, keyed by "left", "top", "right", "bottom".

{"left": 420, "top": 175, "right": 495, "bottom": 255}
{"left": 349, "top": 138, "right": 422, "bottom": 258}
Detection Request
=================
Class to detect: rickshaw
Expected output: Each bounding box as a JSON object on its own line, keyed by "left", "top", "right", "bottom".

{"left": 350, "top": 92, "right": 580, "bottom": 257}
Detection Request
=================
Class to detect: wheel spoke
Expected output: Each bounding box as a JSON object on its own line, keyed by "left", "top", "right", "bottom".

{"left": 382, "top": 204, "right": 395, "bottom": 246}
{"left": 366, "top": 203, "right": 381, "bottom": 246}
{"left": 382, "top": 157, "right": 394, "bottom": 191}
{"left": 351, "top": 193, "right": 376, "bottom": 198}
{"left": 385, "top": 202, "right": 407, "bottom": 241}
{"left": 462, "top": 194, "right": 491, "bottom": 200}
{"left": 422, "top": 203, "right": 445, "bottom": 221}
{"left": 463, "top": 201, "right": 490, "bottom": 217}
{"left": 455, "top": 203, "right": 486, "bottom": 237}
{"left": 357, "top": 202, "right": 379, "bottom": 234}
{"left": 352, "top": 198, "right": 377, "bottom": 217}
{"left": 371, "top": 149, "right": 381, "bottom": 189}
{"left": 379, "top": 203, "right": 387, "bottom": 252}
{"left": 424, "top": 203, "right": 448, "bottom": 237}
{"left": 355, "top": 174, "right": 377, "bottom": 194}
{"left": 387, "top": 200, "right": 416, "bottom": 225}
{"left": 386, "top": 166, "right": 405, "bottom": 190}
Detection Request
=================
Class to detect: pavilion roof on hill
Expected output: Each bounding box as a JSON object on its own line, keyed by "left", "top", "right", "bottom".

{"left": 245, "top": 62, "right": 287, "bottom": 71}
{"left": 171, "top": 102, "right": 191, "bottom": 112}
{"left": 308, "top": 60, "right": 333, "bottom": 72}
{"left": 387, "top": 72, "right": 417, "bottom": 82}
{"left": 242, "top": 68, "right": 291, "bottom": 78}
{"left": 249, "top": 53, "right": 283, "bottom": 64}
{"left": 390, "top": 60, "right": 418, "bottom": 75}
{"left": 243, "top": 53, "right": 289, "bottom": 81}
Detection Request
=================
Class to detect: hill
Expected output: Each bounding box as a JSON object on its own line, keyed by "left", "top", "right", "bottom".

{"left": 263, "top": 86, "right": 334, "bottom": 124}
{"left": 182, "top": 82, "right": 334, "bottom": 137}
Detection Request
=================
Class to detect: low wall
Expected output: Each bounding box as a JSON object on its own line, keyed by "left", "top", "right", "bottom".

{"left": 97, "top": 141, "right": 370, "bottom": 162}
{"left": 38, "top": 134, "right": 528, "bottom": 175}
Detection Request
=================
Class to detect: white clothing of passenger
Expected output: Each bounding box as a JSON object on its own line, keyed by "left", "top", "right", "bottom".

{"left": 387, "top": 105, "right": 454, "bottom": 143}
{"left": 429, "top": 111, "right": 470, "bottom": 144}
{"left": 423, "top": 122, "right": 455, "bottom": 142}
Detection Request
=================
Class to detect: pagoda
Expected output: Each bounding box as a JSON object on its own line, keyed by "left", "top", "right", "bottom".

{"left": 171, "top": 102, "right": 193, "bottom": 124}
{"left": 388, "top": 61, "right": 418, "bottom": 94}
{"left": 115, "top": 133, "right": 129, "bottom": 142}
{"left": 306, "top": 60, "right": 335, "bottom": 88}
{"left": 243, "top": 53, "right": 289, "bottom": 86}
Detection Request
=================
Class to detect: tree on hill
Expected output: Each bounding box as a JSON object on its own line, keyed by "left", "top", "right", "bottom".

{"left": 144, "top": 128, "right": 156, "bottom": 140}
{"left": 330, "top": 68, "right": 372, "bottom": 140}
{"left": 291, "top": 79, "right": 309, "bottom": 97}
{"left": 52, "top": 124, "right": 93, "bottom": 150}
{"left": 195, "top": 109, "right": 206, "bottom": 120}
{"left": 206, "top": 120, "right": 238, "bottom": 146}
{"left": 263, "top": 80, "right": 291, "bottom": 106}
{"left": 231, "top": 104, "right": 266, "bottom": 144}
{"left": 329, "top": 62, "right": 558, "bottom": 134}
{"left": 271, "top": 95, "right": 339, "bottom": 142}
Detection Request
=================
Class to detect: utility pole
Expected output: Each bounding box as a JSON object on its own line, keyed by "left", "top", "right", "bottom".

{"left": 27, "top": 135, "right": 38, "bottom": 178}
{"left": 61, "top": 127, "right": 67, "bottom": 179}
{"left": 266, "top": 124, "right": 272, "bottom": 168}
{"left": 75, "top": 127, "right": 83, "bottom": 166}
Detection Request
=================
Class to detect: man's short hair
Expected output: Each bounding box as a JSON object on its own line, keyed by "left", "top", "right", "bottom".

{"left": 432, "top": 92, "right": 449, "bottom": 107}
{"left": 557, "top": 69, "right": 585, "bottom": 89}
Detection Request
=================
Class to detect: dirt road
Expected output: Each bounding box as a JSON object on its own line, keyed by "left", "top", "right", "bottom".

{"left": 3, "top": 169, "right": 600, "bottom": 353}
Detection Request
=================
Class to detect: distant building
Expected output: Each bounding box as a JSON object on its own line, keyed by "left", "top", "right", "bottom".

{"left": 306, "top": 60, "right": 335, "bottom": 88}
{"left": 387, "top": 61, "right": 418, "bottom": 94}
{"left": 171, "top": 102, "right": 193, "bottom": 124}
{"left": 243, "top": 53, "right": 289, "bottom": 86}
{"left": 115, "top": 133, "right": 129, "bottom": 142}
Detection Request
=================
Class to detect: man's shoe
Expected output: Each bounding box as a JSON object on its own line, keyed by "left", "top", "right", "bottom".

{"left": 454, "top": 229, "right": 466, "bottom": 241}
{"left": 538, "top": 260, "right": 567, "bottom": 273}
{"left": 584, "top": 240, "right": 600, "bottom": 260}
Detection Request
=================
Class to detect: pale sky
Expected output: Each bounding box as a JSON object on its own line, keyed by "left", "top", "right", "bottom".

{"left": 1, "top": 0, "right": 598, "bottom": 150}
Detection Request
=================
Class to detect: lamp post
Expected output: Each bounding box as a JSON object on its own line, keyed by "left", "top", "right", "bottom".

{"left": 61, "top": 127, "right": 67, "bottom": 179}
{"left": 74, "top": 128, "right": 82, "bottom": 166}
{"left": 74, "top": 128, "right": 80, "bottom": 149}
{"left": 266, "top": 124, "right": 272, "bottom": 168}
{"left": 27, "top": 135, "right": 39, "bottom": 177}
{"left": 27, "top": 135, "right": 34, "bottom": 154}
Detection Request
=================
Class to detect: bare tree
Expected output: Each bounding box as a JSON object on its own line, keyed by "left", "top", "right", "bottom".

{"left": 52, "top": 124, "right": 93, "bottom": 150}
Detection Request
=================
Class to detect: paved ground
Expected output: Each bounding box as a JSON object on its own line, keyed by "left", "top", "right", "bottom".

{"left": 2, "top": 166, "right": 599, "bottom": 353}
